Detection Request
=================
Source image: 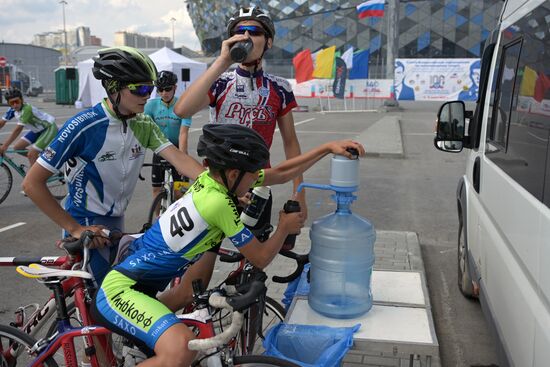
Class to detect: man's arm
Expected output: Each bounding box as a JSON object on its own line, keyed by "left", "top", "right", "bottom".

{"left": 178, "top": 125, "right": 190, "bottom": 154}
{"left": 263, "top": 140, "right": 365, "bottom": 186}
{"left": 0, "top": 118, "right": 7, "bottom": 129}
{"left": 158, "top": 145, "right": 205, "bottom": 180}
{"left": 277, "top": 112, "right": 307, "bottom": 218}
{"left": 174, "top": 33, "right": 251, "bottom": 119}
{"left": 0, "top": 125, "right": 24, "bottom": 154}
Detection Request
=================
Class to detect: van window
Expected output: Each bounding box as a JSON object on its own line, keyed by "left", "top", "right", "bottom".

{"left": 486, "top": 8, "right": 550, "bottom": 204}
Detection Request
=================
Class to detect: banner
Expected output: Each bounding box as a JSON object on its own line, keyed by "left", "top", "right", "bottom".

{"left": 312, "top": 46, "right": 336, "bottom": 79}
{"left": 349, "top": 50, "right": 369, "bottom": 80}
{"left": 332, "top": 57, "right": 347, "bottom": 99}
{"left": 292, "top": 49, "right": 314, "bottom": 83}
{"left": 289, "top": 79, "right": 393, "bottom": 99}
{"left": 394, "top": 58, "right": 480, "bottom": 101}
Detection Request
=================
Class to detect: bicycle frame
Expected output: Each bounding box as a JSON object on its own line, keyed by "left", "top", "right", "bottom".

{"left": 0, "top": 150, "right": 26, "bottom": 177}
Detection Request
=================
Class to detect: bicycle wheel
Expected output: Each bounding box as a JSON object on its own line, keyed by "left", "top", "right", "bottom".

{"left": 0, "top": 163, "right": 13, "bottom": 205}
{"left": 0, "top": 324, "right": 58, "bottom": 367}
{"left": 235, "top": 297, "right": 286, "bottom": 355}
{"left": 232, "top": 354, "right": 300, "bottom": 367}
{"left": 46, "top": 173, "right": 67, "bottom": 200}
{"left": 147, "top": 189, "right": 168, "bottom": 225}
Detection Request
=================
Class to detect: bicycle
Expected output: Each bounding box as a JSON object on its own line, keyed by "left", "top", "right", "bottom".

{"left": 0, "top": 147, "right": 67, "bottom": 205}
{"left": 141, "top": 161, "right": 191, "bottom": 225}
{"left": 0, "top": 233, "right": 299, "bottom": 367}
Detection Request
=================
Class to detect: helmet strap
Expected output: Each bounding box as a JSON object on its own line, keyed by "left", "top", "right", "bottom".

{"left": 220, "top": 169, "right": 246, "bottom": 198}
{"left": 107, "top": 91, "right": 132, "bottom": 133}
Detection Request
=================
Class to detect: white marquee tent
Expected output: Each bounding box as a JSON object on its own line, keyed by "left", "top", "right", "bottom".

{"left": 75, "top": 47, "right": 207, "bottom": 108}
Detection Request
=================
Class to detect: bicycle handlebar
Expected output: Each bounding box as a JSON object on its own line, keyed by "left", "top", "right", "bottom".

{"left": 272, "top": 250, "right": 309, "bottom": 284}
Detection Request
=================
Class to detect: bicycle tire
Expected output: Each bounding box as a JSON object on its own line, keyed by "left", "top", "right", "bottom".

{"left": 46, "top": 173, "right": 67, "bottom": 200}
{"left": 0, "top": 163, "right": 13, "bottom": 205}
{"left": 147, "top": 189, "right": 168, "bottom": 225}
{"left": 235, "top": 296, "right": 286, "bottom": 355}
{"left": 232, "top": 354, "right": 300, "bottom": 367}
{"left": 0, "top": 324, "right": 58, "bottom": 367}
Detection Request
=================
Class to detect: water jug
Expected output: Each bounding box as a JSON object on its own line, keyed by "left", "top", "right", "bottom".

{"left": 299, "top": 150, "right": 375, "bottom": 319}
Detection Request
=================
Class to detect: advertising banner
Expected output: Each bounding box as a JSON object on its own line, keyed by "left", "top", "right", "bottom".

{"left": 290, "top": 79, "right": 392, "bottom": 99}
{"left": 394, "top": 58, "right": 480, "bottom": 101}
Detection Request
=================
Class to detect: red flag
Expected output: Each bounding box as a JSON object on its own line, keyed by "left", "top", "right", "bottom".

{"left": 293, "top": 49, "right": 314, "bottom": 83}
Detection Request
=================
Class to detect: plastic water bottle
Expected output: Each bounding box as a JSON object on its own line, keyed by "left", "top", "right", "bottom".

{"left": 240, "top": 186, "right": 271, "bottom": 228}
{"left": 307, "top": 151, "right": 376, "bottom": 319}
{"left": 282, "top": 200, "right": 300, "bottom": 251}
{"left": 230, "top": 39, "right": 253, "bottom": 63}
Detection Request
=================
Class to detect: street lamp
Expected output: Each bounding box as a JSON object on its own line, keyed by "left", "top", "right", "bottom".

{"left": 59, "top": 0, "right": 68, "bottom": 65}
{"left": 170, "top": 17, "right": 176, "bottom": 46}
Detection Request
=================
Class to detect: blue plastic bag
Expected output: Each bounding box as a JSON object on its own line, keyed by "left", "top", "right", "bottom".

{"left": 281, "top": 264, "right": 311, "bottom": 310}
{"left": 263, "top": 323, "right": 360, "bottom": 367}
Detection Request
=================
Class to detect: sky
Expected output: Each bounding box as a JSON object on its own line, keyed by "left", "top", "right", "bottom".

{"left": 0, "top": 0, "right": 202, "bottom": 50}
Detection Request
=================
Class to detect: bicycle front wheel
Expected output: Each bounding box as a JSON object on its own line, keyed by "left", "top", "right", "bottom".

{"left": 0, "top": 324, "right": 58, "bottom": 367}
{"left": 147, "top": 189, "right": 168, "bottom": 225}
{"left": 47, "top": 173, "right": 67, "bottom": 200}
{"left": 232, "top": 355, "right": 300, "bottom": 367}
{"left": 0, "top": 163, "right": 13, "bottom": 205}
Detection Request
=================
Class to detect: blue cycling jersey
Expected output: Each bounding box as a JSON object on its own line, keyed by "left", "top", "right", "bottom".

{"left": 144, "top": 96, "right": 191, "bottom": 146}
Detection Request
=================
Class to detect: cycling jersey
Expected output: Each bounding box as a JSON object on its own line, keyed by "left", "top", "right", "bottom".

{"left": 37, "top": 99, "right": 171, "bottom": 219}
{"left": 113, "top": 169, "right": 265, "bottom": 291}
{"left": 144, "top": 96, "right": 191, "bottom": 146}
{"left": 2, "top": 103, "right": 55, "bottom": 133}
{"left": 208, "top": 66, "right": 297, "bottom": 150}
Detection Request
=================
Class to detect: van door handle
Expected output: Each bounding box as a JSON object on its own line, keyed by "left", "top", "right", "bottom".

{"left": 473, "top": 157, "right": 480, "bottom": 193}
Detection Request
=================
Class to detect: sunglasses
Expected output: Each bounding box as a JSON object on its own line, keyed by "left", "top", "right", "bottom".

{"left": 232, "top": 25, "right": 266, "bottom": 37}
{"left": 8, "top": 98, "right": 22, "bottom": 106}
{"left": 157, "top": 86, "right": 174, "bottom": 92}
{"left": 127, "top": 83, "right": 155, "bottom": 97}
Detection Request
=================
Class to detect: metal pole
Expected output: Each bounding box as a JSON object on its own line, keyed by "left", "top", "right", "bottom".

{"left": 170, "top": 17, "right": 176, "bottom": 46}
{"left": 60, "top": 0, "right": 68, "bottom": 65}
{"left": 386, "top": 0, "right": 398, "bottom": 80}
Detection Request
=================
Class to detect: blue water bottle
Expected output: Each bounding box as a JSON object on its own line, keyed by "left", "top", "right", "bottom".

{"left": 303, "top": 149, "right": 376, "bottom": 319}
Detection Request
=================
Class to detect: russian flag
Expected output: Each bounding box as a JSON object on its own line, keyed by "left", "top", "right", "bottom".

{"left": 356, "top": 0, "right": 385, "bottom": 19}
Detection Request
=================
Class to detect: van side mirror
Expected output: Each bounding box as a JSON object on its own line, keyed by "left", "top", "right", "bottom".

{"left": 434, "top": 101, "right": 466, "bottom": 153}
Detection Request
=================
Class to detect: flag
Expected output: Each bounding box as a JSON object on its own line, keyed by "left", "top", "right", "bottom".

{"left": 332, "top": 57, "right": 348, "bottom": 99}
{"left": 356, "top": 0, "right": 385, "bottom": 19}
{"left": 341, "top": 47, "right": 354, "bottom": 69}
{"left": 331, "top": 50, "right": 341, "bottom": 78}
{"left": 312, "top": 46, "right": 336, "bottom": 79}
{"left": 519, "top": 66, "right": 536, "bottom": 97}
{"left": 534, "top": 72, "right": 550, "bottom": 102}
{"left": 349, "top": 49, "right": 370, "bottom": 79}
{"left": 292, "top": 49, "right": 314, "bottom": 83}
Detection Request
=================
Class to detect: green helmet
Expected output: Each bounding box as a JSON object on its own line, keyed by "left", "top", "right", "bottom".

{"left": 92, "top": 46, "right": 157, "bottom": 84}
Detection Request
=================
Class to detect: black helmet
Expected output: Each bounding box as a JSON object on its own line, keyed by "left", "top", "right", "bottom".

{"left": 155, "top": 70, "right": 178, "bottom": 89}
{"left": 227, "top": 7, "right": 275, "bottom": 39}
{"left": 4, "top": 88, "right": 22, "bottom": 101}
{"left": 197, "top": 124, "right": 269, "bottom": 172}
{"left": 92, "top": 46, "right": 157, "bottom": 84}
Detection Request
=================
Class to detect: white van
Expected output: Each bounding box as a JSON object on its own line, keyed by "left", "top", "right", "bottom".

{"left": 434, "top": 1, "right": 550, "bottom": 366}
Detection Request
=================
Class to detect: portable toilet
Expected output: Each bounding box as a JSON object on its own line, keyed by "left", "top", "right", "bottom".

{"left": 55, "top": 66, "right": 78, "bottom": 105}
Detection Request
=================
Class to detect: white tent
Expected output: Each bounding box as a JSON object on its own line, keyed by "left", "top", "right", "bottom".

{"left": 75, "top": 47, "right": 207, "bottom": 108}
{"left": 148, "top": 47, "right": 207, "bottom": 99}
{"left": 75, "top": 58, "right": 106, "bottom": 108}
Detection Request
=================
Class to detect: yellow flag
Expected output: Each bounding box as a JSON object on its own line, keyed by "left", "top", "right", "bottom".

{"left": 520, "top": 65, "right": 537, "bottom": 97}
{"left": 312, "top": 46, "right": 336, "bottom": 79}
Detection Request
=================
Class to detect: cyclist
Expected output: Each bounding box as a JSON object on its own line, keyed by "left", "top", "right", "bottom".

{"left": 0, "top": 88, "right": 57, "bottom": 166}
{"left": 144, "top": 70, "right": 191, "bottom": 209}
{"left": 92, "top": 123, "right": 364, "bottom": 365}
{"left": 22, "top": 46, "right": 204, "bottom": 284}
{"left": 175, "top": 6, "right": 307, "bottom": 245}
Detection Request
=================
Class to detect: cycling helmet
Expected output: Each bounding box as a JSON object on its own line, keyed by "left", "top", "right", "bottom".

{"left": 4, "top": 88, "right": 22, "bottom": 101}
{"left": 92, "top": 46, "right": 157, "bottom": 84}
{"left": 197, "top": 124, "right": 269, "bottom": 172}
{"left": 227, "top": 7, "right": 275, "bottom": 39}
{"left": 155, "top": 70, "right": 178, "bottom": 89}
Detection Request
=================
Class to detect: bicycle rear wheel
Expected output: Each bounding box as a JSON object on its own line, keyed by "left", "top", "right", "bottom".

{"left": 232, "top": 355, "right": 299, "bottom": 367}
{"left": 0, "top": 163, "right": 13, "bottom": 205}
{"left": 0, "top": 324, "right": 58, "bottom": 367}
{"left": 147, "top": 189, "right": 168, "bottom": 225}
{"left": 46, "top": 173, "right": 67, "bottom": 200}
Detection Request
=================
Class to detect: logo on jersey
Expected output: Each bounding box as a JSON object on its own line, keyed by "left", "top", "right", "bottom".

{"left": 258, "top": 87, "right": 269, "bottom": 97}
{"left": 129, "top": 145, "right": 144, "bottom": 160}
{"left": 236, "top": 84, "right": 245, "bottom": 93}
{"left": 224, "top": 103, "right": 274, "bottom": 125}
{"left": 43, "top": 147, "right": 56, "bottom": 160}
{"left": 98, "top": 151, "right": 116, "bottom": 162}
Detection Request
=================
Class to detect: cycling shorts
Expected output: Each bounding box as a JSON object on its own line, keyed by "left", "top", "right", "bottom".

{"left": 151, "top": 154, "right": 184, "bottom": 188}
{"left": 93, "top": 270, "right": 180, "bottom": 352}
{"left": 21, "top": 123, "right": 58, "bottom": 151}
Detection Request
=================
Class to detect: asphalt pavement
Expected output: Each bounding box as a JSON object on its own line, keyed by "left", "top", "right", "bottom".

{"left": 0, "top": 96, "right": 498, "bottom": 366}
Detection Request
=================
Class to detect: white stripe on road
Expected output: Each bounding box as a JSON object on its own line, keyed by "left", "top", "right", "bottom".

{"left": 275, "top": 118, "right": 315, "bottom": 132}
{"left": 0, "top": 222, "right": 26, "bottom": 233}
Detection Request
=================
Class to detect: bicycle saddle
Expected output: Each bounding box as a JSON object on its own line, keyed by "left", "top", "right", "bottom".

{"left": 16, "top": 263, "right": 93, "bottom": 280}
